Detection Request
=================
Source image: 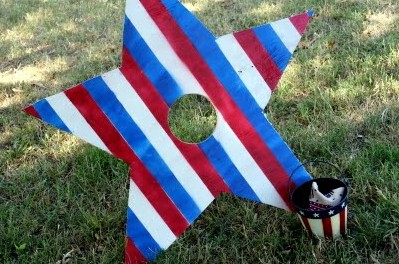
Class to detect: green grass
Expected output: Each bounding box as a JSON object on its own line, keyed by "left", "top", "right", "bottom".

{"left": 1, "top": 0, "right": 398, "bottom": 263}
{"left": 168, "top": 94, "right": 217, "bottom": 143}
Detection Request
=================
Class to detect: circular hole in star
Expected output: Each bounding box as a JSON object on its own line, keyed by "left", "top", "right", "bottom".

{"left": 168, "top": 94, "right": 217, "bottom": 144}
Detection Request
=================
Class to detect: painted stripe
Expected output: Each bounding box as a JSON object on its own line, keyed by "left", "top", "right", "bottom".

{"left": 270, "top": 18, "right": 302, "bottom": 54}
{"left": 64, "top": 85, "right": 135, "bottom": 164}
{"left": 330, "top": 212, "right": 341, "bottom": 239}
{"left": 138, "top": 0, "right": 299, "bottom": 210}
{"left": 122, "top": 16, "right": 181, "bottom": 106}
{"left": 128, "top": 179, "right": 176, "bottom": 249}
{"left": 289, "top": 13, "right": 311, "bottom": 35}
{"left": 199, "top": 136, "right": 260, "bottom": 202}
{"left": 82, "top": 76, "right": 201, "bottom": 222}
{"left": 102, "top": 69, "right": 214, "bottom": 210}
{"left": 216, "top": 33, "right": 272, "bottom": 108}
{"left": 125, "top": 237, "right": 147, "bottom": 264}
{"left": 234, "top": 29, "right": 282, "bottom": 91}
{"left": 340, "top": 206, "right": 347, "bottom": 235}
{"left": 322, "top": 217, "right": 333, "bottom": 238}
{"left": 24, "top": 105, "right": 41, "bottom": 119}
{"left": 255, "top": 113, "right": 311, "bottom": 188}
{"left": 121, "top": 47, "right": 231, "bottom": 197}
{"left": 253, "top": 24, "right": 292, "bottom": 72}
{"left": 45, "top": 92, "right": 109, "bottom": 153}
{"left": 308, "top": 218, "right": 324, "bottom": 238}
{"left": 126, "top": 208, "right": 161, "bottom": 261}
{"left": 129, "top": 165, "right": 189, "bottom": 236}
{"left": 212, "top": 114, "right": 288, "bottom": 209}
{"left": 32, "top": 99, "right": 71, "bottom": 133}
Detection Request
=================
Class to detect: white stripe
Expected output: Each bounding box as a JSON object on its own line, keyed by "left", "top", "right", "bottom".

{"left": 213, "top": 113, "right": 288, "bottom": 210}
{"left": 102, "top": 69, "right": 214, "bottom": 211}
{"left": 307, "top": 218, "right": 324, "bottom": 238}
{"left": 270, "top": 18, "right": 301, "bottom": 54}
{"left": 46, "top": 93, "right": 109, "bottom": 153}
{"left": 216, "top": 34, "right": 271, "bottom": 109}
{"left": 128, "top": 179, "right": 176, "bottom": 249}
{"left": 125, "top": 0, "right": 206, "bottom": 97}
{"left": 330, "top": 212, "right": 341, "bottom": 239}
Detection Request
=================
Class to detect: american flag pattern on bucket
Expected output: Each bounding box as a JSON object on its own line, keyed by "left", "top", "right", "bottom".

{"left": 298, "top": 198, "right": 348, "bottom": 239}
{"left": 24, "top": 1, "right": 314, "bottom": 262}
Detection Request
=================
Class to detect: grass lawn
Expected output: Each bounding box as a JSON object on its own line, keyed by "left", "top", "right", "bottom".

{"left": 1, "top": 0, "right": 398, "bottom": 263}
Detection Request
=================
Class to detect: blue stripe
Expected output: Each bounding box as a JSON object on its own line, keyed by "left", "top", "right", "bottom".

{"left": 251, "top": 112, "right": 311, "bottom": 186}
{"left": 161, "top": 0, "right": 176, "bottom": 6}
{"left": 82, "top": 76, "right": 201, "bottom": 222}
{"left": 253, "top": 24, "right": 292, "bottom": 72}
{"left": 123, "top": 16, "right": 182, "bottom": 106}
{"left": 33, "top": 99, "right": 71, "bottom": 133}
{"left": 126, "top": 207, "right": 161, "bottom": 261}
{"left": 162, "top": 2, "right": 312, "bottom": 184}
{"left": 199, "top": 137, "right": 260, "bottom": 201}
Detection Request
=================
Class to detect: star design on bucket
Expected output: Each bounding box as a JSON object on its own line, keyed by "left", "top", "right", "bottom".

{"left": 328, "top": 210, "right": 335, "bottom": 215}
{"left": 24, "top": 1, "right": 314, "bottom": 263}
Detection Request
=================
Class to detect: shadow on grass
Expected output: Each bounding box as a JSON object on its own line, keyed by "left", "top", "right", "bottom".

{"left": 0, "top": 136, "right": 129, "bottom": 262}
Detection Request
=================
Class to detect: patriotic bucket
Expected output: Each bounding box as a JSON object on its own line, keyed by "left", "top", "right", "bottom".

{"left": 290, "top": 160, "right": 348, "bottom": 239}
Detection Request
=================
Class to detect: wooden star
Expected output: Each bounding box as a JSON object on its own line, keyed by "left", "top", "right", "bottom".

{"left": 24, "top": 1, "right": 314, "bottom": 262}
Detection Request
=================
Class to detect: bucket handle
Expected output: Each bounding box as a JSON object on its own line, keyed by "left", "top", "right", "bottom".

{"left": 288, "top": 159, "right": 348, "bottom": 198}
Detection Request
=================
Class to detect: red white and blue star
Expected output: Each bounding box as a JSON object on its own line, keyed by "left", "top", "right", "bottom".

{"left": 24, "top": 1, "right": 314, "bottom": 263}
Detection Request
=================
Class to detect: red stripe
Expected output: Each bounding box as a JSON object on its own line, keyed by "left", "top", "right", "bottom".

{"left": 24, "top": 105, "right": 41, "bottom": 119}
{"left": 234, "top": 29, "right": 282, "bottom": 91}
{"left": 140, "top": 0, "right": 294, "bottom": 210}
{"left": 121, "top": 47, "right": 231, "bottom": 197}
{"left": 289, "top": 13, "right": 311, "bottom": 35}
{"left": 64, "top": 85, "right": 134, "bottom": 164}
{"left": 125, "top": 237, "right": 147, "bottom": 264}
{"left": 300, "top": 216, "right": 312, "bottom": 234}
{"left": 340, "top": 207, "right": 347, "bottom": 235}
{"left": 322, "top": 217, "right": 333, "bottom": 238}
{"left": 129, "top": 167, "right": 189, "bottom": 236}
{"left": 64, "top": 85, "right": 190, "bottom": 236}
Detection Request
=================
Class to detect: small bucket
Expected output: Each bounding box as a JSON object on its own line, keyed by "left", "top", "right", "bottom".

{"left": 290, "top": 160, "right": 349, "bottom": 239}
